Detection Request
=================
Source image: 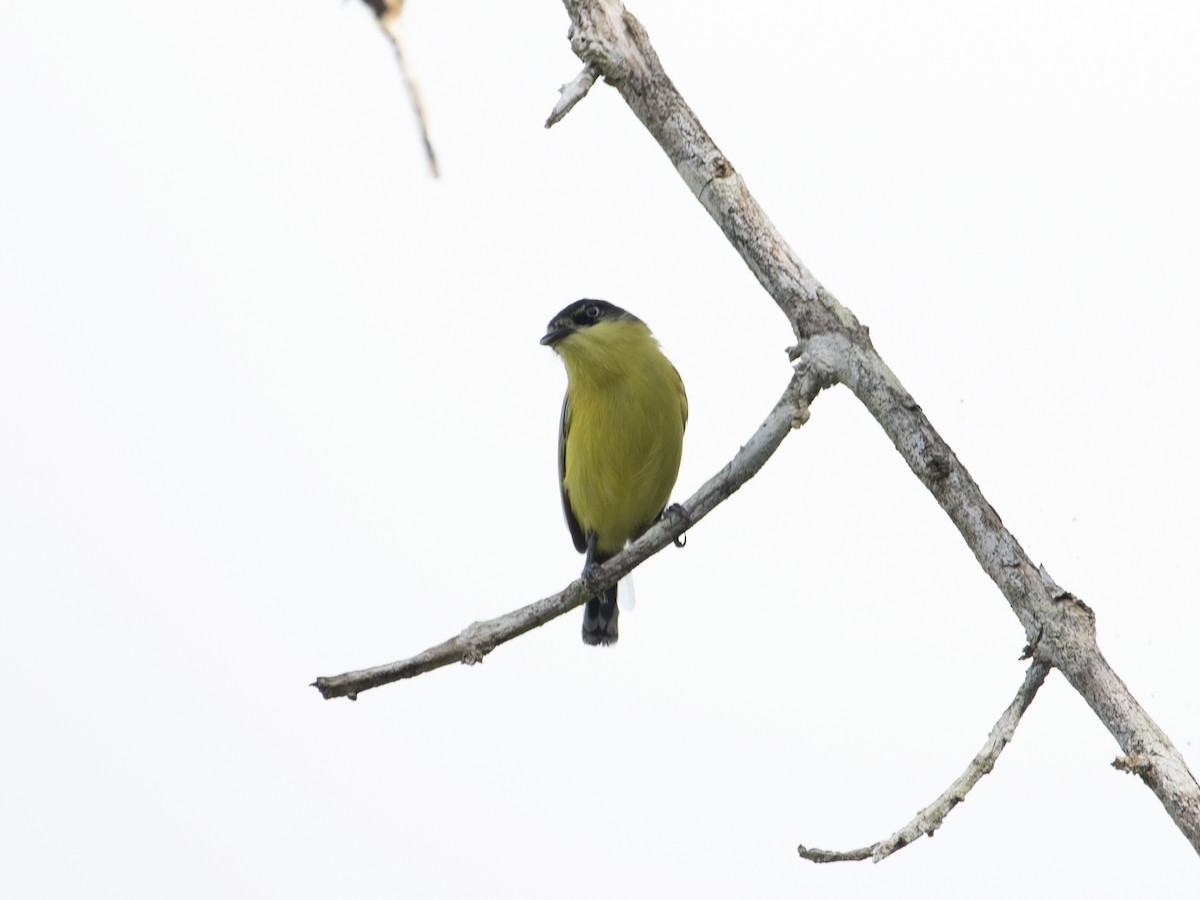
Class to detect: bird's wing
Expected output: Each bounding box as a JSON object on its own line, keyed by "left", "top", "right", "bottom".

{"left": 673, "top": 362, "right": 689, "bottom": 429}
{"left": 558, "top": 393, "right": 587, "bottom": 553}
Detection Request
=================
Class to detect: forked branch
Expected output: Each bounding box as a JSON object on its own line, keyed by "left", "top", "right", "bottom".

{"left": 317, "top": 0, "right": 1200, "bottom": 857}
{"left": 552, "top": 0, "right": 1199, "bottom": 856}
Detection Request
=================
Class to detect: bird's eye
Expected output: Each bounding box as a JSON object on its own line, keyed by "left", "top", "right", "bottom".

{"left": 585, "top": 305, "right": 601, "bottom": 319}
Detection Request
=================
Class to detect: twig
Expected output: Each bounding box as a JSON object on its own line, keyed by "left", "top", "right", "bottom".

{"left": 545, "top": 64, "right": 601, "bottom": 128}
{"left": 798, "top": 660, "right": 1051, "bottom": 863}
{"left": 364, "top": 0, "right": 439, "bottom": 176}
{"left": 314, "top": 373, "right": 814, "bottom": 700}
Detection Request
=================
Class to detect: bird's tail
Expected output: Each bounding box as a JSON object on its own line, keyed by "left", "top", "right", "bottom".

{"left": 582, "top": 581, "right": 618, "bottom": 645}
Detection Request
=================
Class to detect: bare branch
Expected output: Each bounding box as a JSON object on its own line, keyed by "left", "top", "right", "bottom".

{"left": 798, "top": 660, "right": 1051, "bottom": 864}
{"left": 362, "top": 0, "right": 439, "bottom": 176}
{"left": 314, "top": 373, "right": 814, "bottom": 700}
{"left": 559, "top": 0, "right": 1200, "bottom": 856}
{"left": 545, "top": 64, "right": 601, "bottom": 128}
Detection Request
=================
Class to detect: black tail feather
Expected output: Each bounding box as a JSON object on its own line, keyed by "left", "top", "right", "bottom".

{"left": 582, "top": 581, "right": 618, "bottom": 645}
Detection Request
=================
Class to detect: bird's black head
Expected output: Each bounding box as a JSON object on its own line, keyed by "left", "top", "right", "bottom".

{"left": 540, "top": 299, "right": 636, "bottom": 346}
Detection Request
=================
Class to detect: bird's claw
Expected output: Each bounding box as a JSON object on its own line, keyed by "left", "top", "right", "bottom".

{"left": 664, "top": 503, "right": 690, "bottom": 548}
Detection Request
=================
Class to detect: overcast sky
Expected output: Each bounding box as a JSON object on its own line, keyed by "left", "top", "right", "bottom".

{"left": 2, "top": 1, "right": 1198, "bottom": 897}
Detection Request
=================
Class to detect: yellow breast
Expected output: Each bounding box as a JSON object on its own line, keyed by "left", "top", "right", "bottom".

{"left": 559, "top": 318, "right": 687, "bottom": 555}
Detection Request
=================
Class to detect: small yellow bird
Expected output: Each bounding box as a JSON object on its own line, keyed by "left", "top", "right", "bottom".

{"left": 541, "top": 300, "right": 687, "bottom": 645}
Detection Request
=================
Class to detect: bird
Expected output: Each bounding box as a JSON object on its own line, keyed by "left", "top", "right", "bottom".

{"left": 541, "top": 299, "right": 688, "bottom": 645}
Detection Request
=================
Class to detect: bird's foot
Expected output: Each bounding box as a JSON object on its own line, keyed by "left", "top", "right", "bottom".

{"left": 582, "top": 560, "right": 605, "bottom": 593}
{"left": 664, "top": 503, "right": 691, "bottom": 548}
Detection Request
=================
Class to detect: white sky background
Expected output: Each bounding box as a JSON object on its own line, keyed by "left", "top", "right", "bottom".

{"left": 2, "top": 0, "right": 1198, "bottom": 896}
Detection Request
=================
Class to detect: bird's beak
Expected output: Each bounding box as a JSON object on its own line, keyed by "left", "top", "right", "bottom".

{"left": 540, "top": 322, "right": 573, "bottom": 346}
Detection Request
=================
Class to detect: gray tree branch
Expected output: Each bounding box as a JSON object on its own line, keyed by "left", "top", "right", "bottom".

{"left": 545, "top": 63, "right": 601, "bottom": 128}
{"left": 313, "top": 373, "right": 813, "bottom": 700}
{"left": 555, "top": 0, "right": 1200, "bottom": 856}
{"left": 798, "top": 659, "right": 1052, "bottom": 863}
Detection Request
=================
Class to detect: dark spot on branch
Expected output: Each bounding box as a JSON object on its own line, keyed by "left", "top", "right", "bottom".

{"left": 925, "top": 452, "right": 951, "bottom": 481}
{"left": 1020, "top": 625, "right": 1044, "bottom": 660}
{"left": 711, "top": 154, "right": 734, "bottom": 179}
{"left": 1052, "top": 590, "right": 1095, "bottom": 619}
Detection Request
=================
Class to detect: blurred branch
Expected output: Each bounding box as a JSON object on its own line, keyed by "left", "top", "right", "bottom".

{"left": 314, "top": 372, "right": 814, "bottom": 700}
{"left": 798, "top": 660, "right": 1051, "bottom": 863}
{"left": 554, "top": 0, "right": 1200, "bottom": 858}
{"left": 361, "top": 0, "right": 439, "bottom": 176}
